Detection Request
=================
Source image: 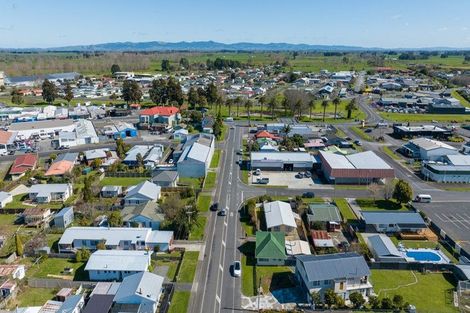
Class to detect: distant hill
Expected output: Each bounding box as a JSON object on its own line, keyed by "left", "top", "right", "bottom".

{"left": 1, "top": 41, "right": 468, "bottom": 52}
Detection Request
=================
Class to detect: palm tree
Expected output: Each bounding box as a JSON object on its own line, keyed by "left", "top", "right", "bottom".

{"left": 281, "top": 124, "right": 292, "bottom": 139}
{"left": 245, "top": 99, "right": 253, "bottom": 125}
{"left": 308, "top": 99, "right": 316, "bottom": 119}
{"left": 321, "top": 100, "right": 329, "bottom": 122}
{"left": 346, "top": 98, "right": 358, "bottom": 119}
{"left": 267, "top": 97, "right": 276, "bottom": 120}
{"left": 332, "top": 97, "right": 341, "bottom": 120}
{"left": 226, "top": 98, "right": 233, "bottom": 116}
{"left": 259, "top": 95, "right": 267, "bottom": 120}
{"left": 235, "top": 96, "right": 242, "bottom": 117}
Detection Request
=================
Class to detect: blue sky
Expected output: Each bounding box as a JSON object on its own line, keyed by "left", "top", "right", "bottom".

{"left": 1, "top": 0, "right": 470, "bottom": 48}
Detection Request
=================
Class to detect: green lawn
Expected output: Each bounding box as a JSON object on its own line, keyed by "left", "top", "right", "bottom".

{"left": 155, "top": 257, "right": 179, "bottom": 281}
{"left": 371, "top": 270, "right": 458, "bottom": 313}
{"left": 189, "top": 216, "right": 207, "bottom": 240}
{"left": 210, "top": 149, "right": 222, "bottom": 168}
{"left": 13, "top": 287, "right": 58, "bottom": 308}
{"left": 29, "top": 258, "right": 87, "bottom": 281}
{"left": 380, "top": 112, "right": 470, "bottom": 123}
{"left": 204, "top": 172, "right": 217, "bottom": 190}
{"left": 178, "top": 177, "right": 203, "bottom": 189}
{"left": 333, "top": 198, "right": 357, "bottom": 223}
{"left": 4, "top": 193, "right": 30, "bottom": 209}
{"left": 168, "top": 291, "right": 191, "bottom": 313}
{"left": 240, "top": 216, "right": 256, "bottom": 237}
{"left": 452, "top": 90, "right": 470, "bottom": 108}
{"left": 99, "top": 176, "right": 149, "bottom": 187}
{"left": 197, "top": 194, "right": 212, "bottom": 212}
{"left": 356, "top": 198, "right": 409, "bottom": 211}
{"left": 350, "top": 126, "right": 374, "bottom": 142}
{"left": 383, "top": 146, "right": 401, "bottom": 160}
{"left": 177, "top": 251, "right": 199, "bottom": 283}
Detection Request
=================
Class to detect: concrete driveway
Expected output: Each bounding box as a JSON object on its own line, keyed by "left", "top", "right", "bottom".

{"left": 250, "top": 171, "right": 328, "bottom": 189}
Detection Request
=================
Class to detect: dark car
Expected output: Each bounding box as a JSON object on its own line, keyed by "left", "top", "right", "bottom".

{"left": 302, "top": 192, "right": 315, "bottom": 198}
{"left": 210, "top": 203, "right": 219, "bottom": 211}
{"left": 364, "top": 128, "right": 373, "bottom": 133}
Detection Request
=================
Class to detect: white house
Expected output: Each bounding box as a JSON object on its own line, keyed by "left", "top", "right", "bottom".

{"left": 0, "top": 264, "right": 26, "bottom": 280}
{"left": 124, "top": 181, "right": 161, "bottom": 206}
{"left": 177, "top": 133, "right": 215, "bottom": 178}
{"left": 28, "top": 183, "right": 73, "bottom": 203}
{"left": 57, "top": 119, "right": 99, "bottom": 148}
{"left": 263, "top": 201, "right": 297, "bottom": 233}
{"left": 0, "top": 192, "right": 13, "bottom": 208}
{"left": 85, "top": 250, "right": 152, "bottom": 281}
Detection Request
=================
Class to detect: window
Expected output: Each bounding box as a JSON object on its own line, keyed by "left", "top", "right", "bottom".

{"left": 323, "top": 280, "right": 331, "bottom": 285}
{"left": 312, "top": 280, "right": 320, "bottom": 286}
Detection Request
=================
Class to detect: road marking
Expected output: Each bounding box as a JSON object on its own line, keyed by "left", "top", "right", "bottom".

{"left": 222, "top": 240, "right": 225, "bottom": 247}
{"left": 228, "top": 181, "right": 231, "bottom": 185}
{"left": 216, "top": 295, "right": 221, "bottom": 303}
{"left": 219, "top": 264, "right": 224, "bottom": 272}
{"left": 230, "top": 212, "right": 234, "bottom": 217}
{"left": 224, "top": 221, "right": 227, "bottom": 226}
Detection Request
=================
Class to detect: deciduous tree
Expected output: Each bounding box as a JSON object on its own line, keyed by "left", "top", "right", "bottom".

{"left": 393, "top": 179, "right": 412, "bottom": 204}
{"left": 42, "top": 79, "right": 57, "bottom": 104}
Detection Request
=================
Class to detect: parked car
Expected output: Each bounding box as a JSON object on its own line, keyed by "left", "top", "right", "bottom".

{"left": 210, "top": 203, "right": 219, "bottom": 211}
{"left": 364, "top": 128, "right": 372, "bottom": 133}
{"left": 233, "top": 261, "right": 241, "bottom": 277}
{"left": 296, "top": 172, "right": 304, "bottom": 178}
{"left": 354, "top": 140, "right": 362, "bottom": 146}
{"left": 254, "top": 169, "right": 261, "bottom": 176}
{"left": 304, "top": 171, "right": 312, "bottom": 178}
{"left": 302, "top": 192, "right": 315, "bottom": 198}
{"left": 256, "top": 177, "right": 269, "bottom": 184}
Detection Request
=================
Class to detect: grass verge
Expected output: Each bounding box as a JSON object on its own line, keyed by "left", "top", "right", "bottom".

{"left": 189, "top": 216, "right": 207, "bottom": 241}
{"left": 210, "top": 149, "right": 221, "bottom": 168}
{"left": 177, "top": 251, "right": 199, "bottom": 283}
{"left": 204, "top": 172, "right": 217, "bottom": 190}
{"left": 333, "top": 198, "right": 358, "bottom": 223}
{"left": 196, "top": 194, "right": 212, "bottom": 212}
{"left": 168, "top": 291, "right": 191, "bottom": 313}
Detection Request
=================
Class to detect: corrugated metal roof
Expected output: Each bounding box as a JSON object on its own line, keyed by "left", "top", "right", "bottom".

{"left": 367, "top": 234, "right": 402, "bottom": 257}
{"left": 362, "top": 211, "right": 426, "bottom": 226}
{"left": 85, "top": 250, "right": 151, "bottom": 272}
{"left": 125, "top": 181, "right": 161, "bottom": 202}
{"left": 264, "top": 201, "right": 296, "bottom": 229}
{"left": 346, "top": 151, "right": 392, "bottom": 170}
{"left": 251, "top": 152, "right": 315, "bottom": 163}
{"left": 114, "top": 272, "right": 163, "bottom": 304}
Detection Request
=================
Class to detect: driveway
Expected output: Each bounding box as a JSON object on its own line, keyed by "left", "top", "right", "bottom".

{"left": 249, "top": 171, "right": 332, "bottom": 189}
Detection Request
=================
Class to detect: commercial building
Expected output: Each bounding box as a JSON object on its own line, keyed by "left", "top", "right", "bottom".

{"left": 392, "top": 124, "right": 452, "bottom": 139}
{"left": 362, "top": 211, "right": 427, "bottom": 233}
{"left": 401, "top": 138, "right": 458, "bottom": 161}
{"left": 85, "top": 250, "right": 152, "bottom": 281}
{"left": 9, "top": 119, "right": 76, "bottom": 140}
{"left": 177, "top": 133, "right": 215, "bottom": 178}
{"left": 251, "top": 152, "right": 316, "bottom": 171}
{"left": 428, "top": 98, "right": 466, "bottom": 114}
{"left": 421, "top": 154, "right": 470, "bottom": 183}
{"left": 57, "top": 119, "right": 99, "bottom": 148}
{"left": 319, "top": 151, "right": 394, "bottom": 184}
{"left": 58, "top": 227, "right": 173, "bottom": 253}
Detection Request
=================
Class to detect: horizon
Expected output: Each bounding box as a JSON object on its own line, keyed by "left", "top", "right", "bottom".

{"left": 1, "top": 0, "right": 470, "bottom": 49}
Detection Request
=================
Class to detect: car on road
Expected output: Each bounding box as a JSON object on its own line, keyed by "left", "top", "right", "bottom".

{"left": 236, "top": 149, "right": 243, "bottom": 155}
{"left": 233, "top": 261, "right": 241, "bottom": 277}
{"left": 302, "top": 192, "right": 315, "bottom": 198}
{"left": 354, "top": 140, "right": 362, "bottom": 146}
{"left": 218, "top": 208, "right": 227, "bottom": 216}
{"left": 210, "top": 203, "right": 219, "bottom": 211}
{"left": 364, "top": 128, "right": 372, "bottom": 133}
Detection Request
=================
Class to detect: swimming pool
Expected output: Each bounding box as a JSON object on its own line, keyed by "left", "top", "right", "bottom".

{"left": 405, "top": 249, "right": 442, "bottom": 262}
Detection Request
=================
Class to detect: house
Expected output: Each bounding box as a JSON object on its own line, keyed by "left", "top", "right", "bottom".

{"left": 319, "top": 151, "right": 394, "bottom": 184}
{"left": 311, "top": 230, "right": 334, "bottom": 248}
{"left": 0, "top": 264, "right": 26, "bottom": 280}
{"left": 101, "top": 185, "right": 123, "bottom": 198}
{"left": 144, "top": 144, "right": 164, "bottom": 169}
{"left": 122, "top": 202, "right": 164, "bottom": 230}
{"left": 307, "top": 203, "right": 341, "bottom": 231}
{"left": 173, "top": 128, "right": 189, "bottom": 140}
{"left": 422, "top": 154, "right": 470, "bottom": 183}
{"left": 0, "top": 130, "right": 16, "bottom": 155}
{"left": 255, "top": 231, "right": 286, "bottom": 265}
{"left": 0, "top": 192, "right": 13, "bottom": 208}
{"left": 0, "top": 280, "right": 17, "bottom": 298}
{"left": 9, "top": 154, "right": 38, "bottom": 180}
{"left": 58, "top": 294, "right": 85, "bottom": 313}
{"left": 401, "top": 138, "right": 458, "bottom": 161}
{"left": 84, "top": 148, "right": 110, "bottom": 165}
{"left": 139, "top": 106, "right": 180, "bottom": 129}
{"left": 58, "top": 227, "right": 173, "bottom": 252}
{"left": 54, "top": 206, "right": 74, "bottom": 228}
{"left": 29, "top": 183, "right": 73, "bottom": 203}
{"left": 201, "top": 116, "right": 215, "bottom": 133}
{"left": 263, "top": 201, "right": 297, "bottom": 233}
{"left": 362, "top": 211, "right": 427, "bottom": 233}
{"left": 113, "top": 272, "right": 164, "bottom": 313}
{"left": 45, "top": 159, "right": 75, "bottom": 177}
{"left": 152, "top": 170, "right": 179, "bottom": 187}
{"left": 177, "top": 133, "right": 215, "bottom": 178}
{"left": 255, "top": 130, "right": 280, "bottom": 141}
{"left": 285, "top": 240, "right": 312, "bottom": 256}
{"left": 124, "top": 181, "right": 161, "bottom": 206}
{"left": 251, "top": 152, "right": 315, "bottom": 171}
{"left": 85, "top": 250, "right": 152, "bottom": 281}
{"left": 367, "top": 234, "right": 406, "bottom": 262}
{"left": 295, "top": 253, "right": 372, "bottom": 302}
{"left": 123, "top": 145, "right": 153, "bottom": 166}
{"left": 22, "top": 208, "right": 52, "bottom": 227}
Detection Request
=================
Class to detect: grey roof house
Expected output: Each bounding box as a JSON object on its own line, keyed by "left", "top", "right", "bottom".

{"left": 122, "top": 202, "right": 165, "bottom": 230}
{"left": 367, "top": 234, "right": 406, "bottom": 262}
{"left": 28, "top": 183, "right": 73, "bottom": 203}
{"left": 152, "top": 170, "right": 179, "bottom": 187}
{"left": 362, "top": 211, "right": 427, "bottom": 233}
{"left": 101, "top": 185, "right": 123, "bottom": 198}
{"left": 54, "top": 206, "right": 74, "bottom": 229}
{"left": 124, "top": 181, "right": 161, "bottom": 206}
{"left": 307, "top": 203, "right": 341, "bottom": 232}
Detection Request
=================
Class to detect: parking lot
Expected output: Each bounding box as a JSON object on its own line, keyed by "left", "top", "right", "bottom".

{"left": 249, "top": 171, "right": 330, "bottom": 189}
{"left": 414, "top": 202, "right": 470, "bottom": 255}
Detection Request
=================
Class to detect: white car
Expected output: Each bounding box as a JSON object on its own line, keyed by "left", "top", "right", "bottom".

{"left": 233, "top": 261, "right": 241, "bottom": 277}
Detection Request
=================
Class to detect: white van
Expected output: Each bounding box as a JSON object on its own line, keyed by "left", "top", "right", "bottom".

{"left": 414, "top": 194, "right": 432, "bottom": 203}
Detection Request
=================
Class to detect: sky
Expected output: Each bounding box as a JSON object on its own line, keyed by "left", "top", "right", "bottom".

{"left": 1, "top": 0, "right": 470, "bottom": 49}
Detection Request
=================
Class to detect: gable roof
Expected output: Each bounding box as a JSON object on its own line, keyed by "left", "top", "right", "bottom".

{"left": 255, "top": 130, "right": 278, "bottom": 139}
{"left": 45, "top": 160, "right": 74, "bottom": 176}
{"left": 122, "top": 202, "right": 164, "bottom": 222}
{"left": 362, "top": 211, "right": 426, "bottom": 227}
{"left": 10, "top": 154, "right": 38, "bottom": 174}
{"left": 114, "top": 272, "right": 163, "bottom": 304}
{"left": 367, "top": 234, "right": 402, "bottom": 258}
{"left": 264, "top": 201, "right": 296, "bottom": 229}
{"left": 125, "top": 181, "right": 161, "bottom": 201}
{"left": 297, "top": 252, "right": 370, "bottom": 282}
{"left": 307, "top": 203, "right": 341, "bottom": 223}
{"left": 153, "top": 170, "right": 178, "bottom": 183}
{"left": 85, "top": 250, "right": 151, "bottom": 272}
{"left": 255, "top": 231, "right": 286, "bottom": 259}
{"left": 140, "top": 106, "right": 179, "bottom": 116}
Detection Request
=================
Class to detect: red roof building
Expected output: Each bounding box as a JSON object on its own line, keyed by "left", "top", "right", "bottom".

{"left": 9, "top": 154, "right": 38, "bottom": 177}
{"left": 255, "top": 130, "right": 279, "bottom": 140}
{"left": 140, "top": 106, "right": 179, "bottom": 116}
{"left": 139, "top": 106, "right": 180, "bottom": 128}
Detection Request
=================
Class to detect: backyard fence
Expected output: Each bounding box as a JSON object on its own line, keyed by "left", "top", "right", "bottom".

{"left": 104, "top": 171, "right": 152, "bottom": 178}
{"left": 28, "top": 277, "right": 96, "bottom": 289}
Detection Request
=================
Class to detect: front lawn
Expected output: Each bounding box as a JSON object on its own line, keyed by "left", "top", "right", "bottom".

{"left": 178, "top": 177, "right": 203, "bottom": 189}
{"left": 99, "top": 176, "right": 149, "bottom": 187}
{"left": 12, "top": 287, "right": 58, "bottom": 308}
{"left": 210, "top": 149, "right": 221, "bottom": 168}
{"left": 356, "top": 198, "right": 409, "bottom": 211}
{"left": 168, "top": 291, "right": 190, "bottom": 313}
{"left": 383, "top": 146, "right": 401, "bottom": 161}
{"left": 197, "top": 194, "right": 212, "bottom": 212}
{"left": 189, "top": 216, "right": 207, "bottom": 240}
{"left": 333, "top": 198, "right": 357, "bottom": 223}
{"left": 29, "top": 258, "right": 87, "bottom": 281}
{"left": 177, "top": 251, "right": 199, "bottom": 283}
{"left": 203, "top": 172, "right": 217, "bottom": 190}
{"left": 240, "top": 216, "right": 256, "bottom": 237}
{"left": 371, "top": 270, "right": 458, "bottom": 313}
{"left": 379, "top": 112, "right": 470, "bottom": 123}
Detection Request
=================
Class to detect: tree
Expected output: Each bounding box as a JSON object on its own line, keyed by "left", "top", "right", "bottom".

{"left": 206, "top": 83, "right": 219, "bottom": 105}
{"left": 188, "top": 87, "right": 199, "bottom": 109}
{"left": 42, "top": 79, "right": 57, "bottom": 104}
{"left": 332, "top": 97, "right": 341, "bottom": 120}
{"left": 107, "top": 211, "right": 122, "bottom": 227}
{"left": 393, "top": 179, "right": 413, "bottom": 204}
{"left": 310, "top": 291, "right": 322, "bottom": 308}
{"left": 161, "top": 59, "right": 171, "bottom": 72}
{"left": 294, "top": 99, "right": 303, "bottom": 119}
{"left": 225, "top": 98, "right": 233, "bottom": 116}
{"left": 91, "top": 158, "right": 102, "bottom": 169}
{"left": 122, "top": 80, "right": 142, "bottom": 104}
{"left": 96, "top": 241, "right": 106, "bottom": 250}
{"left": 116, "top": 138, "right": 129, "bottom": 159}
{"left": 383, "top": 178, "right": 396, "bottom": 200}
{"left": 244, "top": 100, "right": 253, "bottom": 125}
{"left": 111, "top": 64, "right": 121, "bottom": 74}
{"left": 267, "top": 97, "right": 277, "bottom": 120}
{"left": 381, "top": 297, "right": 393, "bottom": 310}
{"left": 149, "top": 78, "right": 168, "bottom": 104}
{"left": 15, "top": 234, "right": 24, "bottom": 257}
{"left": 281, "top": 124, "right": 292, "bottom": 140}
{"left": 167, "top": 76, "right": 184, "bottom": 106}
{"left": 64, "top": 82, "right": 74, "bottom": 106}
{"left": 346, "top": 98, "right": 358, "bottom": 119}
{"left": 179, "top": 57, "right": 190, "bottom": 70}
{"left": 392, "top": 294, "right": 404, "bottom": 309}
{"left": 321, "top": 100, "right": 329, "bottom": 122}
{"left": 235, "top": 96, "right": 242, "bottom": 117}
{"left": 259, "top": 95, "right": 267, "bottom": 119}
{"left": 368, "top": 182, "right": 381, "bottom": 201}
{"left": 368, "top": 295, "right": 380, "bottom": 309}
{"left": 324, "top": 289, "right": 339, "bottom": 308}
{"left": 11, "top": 88, "right": 24, "bottom": 105}
{"left": 83, "top": 176, "right": 93, "bottom": 202}
{"left": 75, "top": 248, "right": 90, "bottom": 262}
{"left": 308, "top": 99, "right": 316, "bottom": 119}
{"left": 349, "top": 292, "right": 365, "bottom": 309}
{"left": 213, "top": 114, "right": 224, "bottom": 139}
{"left": 161, "top": 194, "right": 198, "bottom": 238}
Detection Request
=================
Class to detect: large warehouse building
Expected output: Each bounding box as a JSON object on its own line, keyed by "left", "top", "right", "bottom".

{"left": 319, "top": 151, "right": 394, "bottom": 184}
{"left": 250, "top": 152, "right": 316, "bottom": 171}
